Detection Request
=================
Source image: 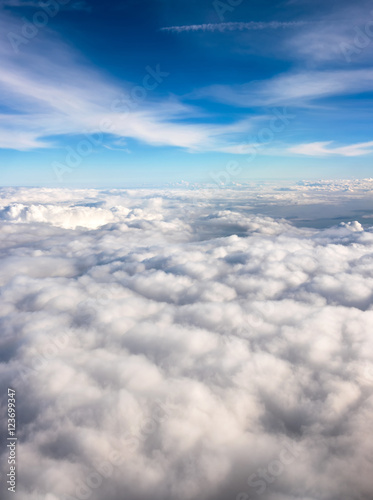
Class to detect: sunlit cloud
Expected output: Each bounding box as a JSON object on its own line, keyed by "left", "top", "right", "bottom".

{"left": 0, "top": 12, "right": 254, "bottom": 154}
{"left": 288, "top": 140, "right": 373, "bottom": 156}
{"left": 1, "top": 183, "right": 373, "bottom": 500}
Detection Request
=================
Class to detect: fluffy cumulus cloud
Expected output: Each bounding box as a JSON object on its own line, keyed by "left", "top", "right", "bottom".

{"left": 0, "top": 183, "right": 373, "bottom": 500}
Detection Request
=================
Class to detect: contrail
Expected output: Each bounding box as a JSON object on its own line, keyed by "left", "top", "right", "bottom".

{"left": 160, "top": 21, "right": 307, "bottom": 33}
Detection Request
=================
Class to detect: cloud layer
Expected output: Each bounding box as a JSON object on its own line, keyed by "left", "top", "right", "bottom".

{"left": 1, "top": 183, "right": 373, "bottom": 500}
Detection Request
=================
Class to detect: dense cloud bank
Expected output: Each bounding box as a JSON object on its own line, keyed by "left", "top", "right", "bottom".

{"left": 1, "top": 183, "right": 373, "bottom": 500}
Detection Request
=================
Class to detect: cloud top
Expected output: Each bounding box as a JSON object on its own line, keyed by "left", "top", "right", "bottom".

{"left": 0, "top": 184, "right": 373, "bottom": 500}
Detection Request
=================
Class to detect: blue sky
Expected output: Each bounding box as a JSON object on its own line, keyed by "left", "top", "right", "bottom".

{"left": 1, "top": 0, "right": 373, "bottom": 186}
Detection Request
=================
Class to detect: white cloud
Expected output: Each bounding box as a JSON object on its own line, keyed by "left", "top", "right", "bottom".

{"left": 1, "top": 183, "right": 373, "bottom": 500}
{"left": 284, "top": 4, "right": 373, "bottom": 63}
{"left": 193, "top": 69, "right": 373, "bottom": 107}
{"left": 160, "top": 21, "right": 306, "bottom": 33}
{"left": 0, "top": 12, "right": 253, "bottom": 154}
{"left": 288, "top": 140, "right": 373, "bottom": 156}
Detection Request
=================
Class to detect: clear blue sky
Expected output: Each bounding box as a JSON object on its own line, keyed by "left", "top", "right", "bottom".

{"left": 1, "top": 0, "right": 373, "bottom": 186}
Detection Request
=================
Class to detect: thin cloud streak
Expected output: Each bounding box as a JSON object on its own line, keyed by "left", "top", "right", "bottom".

{"left": 192, "top": 69, "right": 373, "bottom": 107}
{"left": 288, "top": 140, "right": 373, "bottom": 157}
{"left": 160, "top": 21, "right": 307, "bottom": 33}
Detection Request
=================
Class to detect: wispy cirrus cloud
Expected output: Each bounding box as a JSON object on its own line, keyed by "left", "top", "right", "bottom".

{"left": 283, "top": 2, "right": 373, "bottom": 64}
{"left": 288, "top": 140, "right": 373, "bottom": 156}
{"left": 191, "top": 69, "right": 373, "bottom": 107}
{"left": 0, "top": 12, "right": 255, "bottom": 153}
{"left": 160, "top": 21, "right": 307, "bottom": 34}
{"left": 0, "top": 0, "right": 91, "bottom": 10}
